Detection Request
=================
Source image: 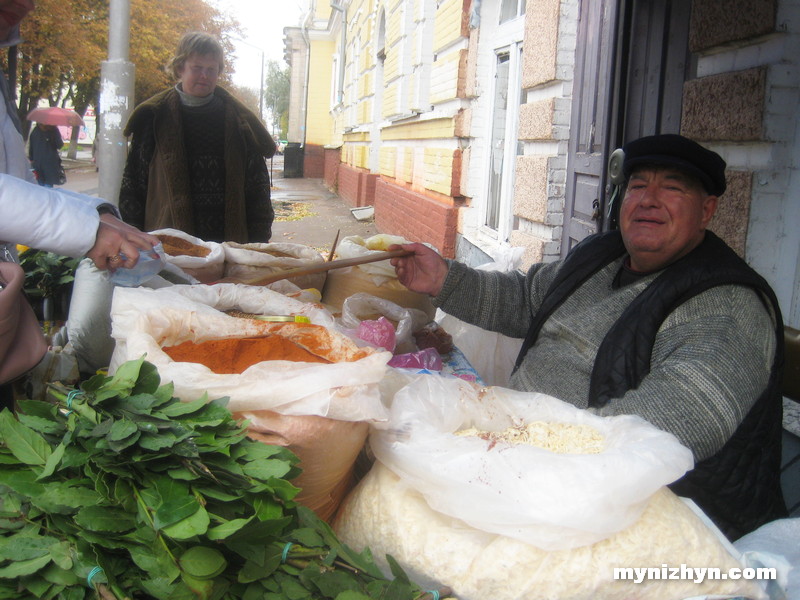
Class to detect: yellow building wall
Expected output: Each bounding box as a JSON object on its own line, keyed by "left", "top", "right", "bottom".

{"left": 332, "top": 0, "right": 468, "bottom": 201}
{"left": 384, "top": 45, "right": 400, "bottom": 81}
{"left": 433, "top": 0, "right": 464, "bottom": 53}
{"left": 429, "top": 50, "right": 462, "bottom": 104}
{"left": 383, "top": 83, "right": 399, "bottom": 119}
{"left": 305, "top": 39, "right": 336, "bottom": 147}
{"left": 379, "top": 146, "right": 397, "bottom": 178}
{"left": 382, "top": 118, "right": 457, "bottom": 140}
{"left": 424, "top": 148, "right": 456, "bottom": 196}
{"left": 358, "top": 99, "right": 370, "bottom": 123}
{"left": 387, "top": 0, "right": 403, "bottom": 41}
{"left": 313, "top": 1, "right": 331, "bottom": 20}
{"left": 398, "top": 147, "right": 413, "bottom": 184}
{"left": 355, "top": 145, "right": 369, "bottom": 169}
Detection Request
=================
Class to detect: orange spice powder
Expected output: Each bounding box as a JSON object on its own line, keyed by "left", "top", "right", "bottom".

{"left": 156, "top": 234, "right": 211, "bottom": 258}
{"left": 163, "top": 335, "right": 332, "bottom": 374}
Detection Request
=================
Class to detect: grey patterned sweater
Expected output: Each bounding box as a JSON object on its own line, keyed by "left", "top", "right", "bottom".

{"left": 435, "top": 256, "right": 776, "bottom": 462}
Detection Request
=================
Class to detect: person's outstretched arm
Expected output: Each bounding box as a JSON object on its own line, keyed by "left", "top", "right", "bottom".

{"left": 1, "top": 173, "right": 158, "bottom": 270}
{"left": 389, "top": 242, "right": 450, "bottom": 296}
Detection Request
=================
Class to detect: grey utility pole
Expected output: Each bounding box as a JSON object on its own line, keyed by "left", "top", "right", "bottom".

{"left": 97, "top": 0, "right": 134, "bottom": 205}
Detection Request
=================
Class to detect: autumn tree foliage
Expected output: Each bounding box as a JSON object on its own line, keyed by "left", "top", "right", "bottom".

{"left": 7, "top": 0, "right": 106, "bottom": 139}
{"left": 263, "top": 59, "right": 290, "bottom": 139}
{"left": 3, "top": 0, "right": 241, "bottom": 142}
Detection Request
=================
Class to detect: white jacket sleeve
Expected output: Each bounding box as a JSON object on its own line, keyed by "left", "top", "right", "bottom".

{"left": 0, "top": 173, "right": 102, "bottom": 258}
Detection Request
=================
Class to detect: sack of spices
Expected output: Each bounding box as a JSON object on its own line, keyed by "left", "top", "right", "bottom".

{"left": 152, "top": 228, "right": 224, "bottom": 283}
{"left": 109, "top": 284, "right": 387, "bottom": 421}
{"left": 222, "top": 241, "right": 326, "bottom": 291}
{"left": 239, "top": 410, "right": 368, "bottom": 522}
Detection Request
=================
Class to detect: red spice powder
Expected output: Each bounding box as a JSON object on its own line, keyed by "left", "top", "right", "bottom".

{"left": 163, "top": 335, "right": 332, "bottom": 374}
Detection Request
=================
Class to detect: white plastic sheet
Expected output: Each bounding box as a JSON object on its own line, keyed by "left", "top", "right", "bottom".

{"left": 436, "top": 245, "right": 524, "bottom": 387}
{"left": 369, "top": 375, "right": 695, "bottom": 550}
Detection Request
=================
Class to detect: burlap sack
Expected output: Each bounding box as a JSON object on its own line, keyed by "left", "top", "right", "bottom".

{"left": 322, "top": 267, "right": 435, "bottom": 319}
{"left": 320, "top": 235, "right": 435, "bottom": 318}
{"left": 237, "top": 410, "right": 368, "bottom": 522}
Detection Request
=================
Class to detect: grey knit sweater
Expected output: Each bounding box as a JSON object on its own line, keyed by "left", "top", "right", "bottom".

{"left": 435, "top": 256, "right": 776, "bottom": 461}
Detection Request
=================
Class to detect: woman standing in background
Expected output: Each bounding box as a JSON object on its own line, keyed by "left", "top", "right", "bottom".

{"left": 28, "top": 122, "right": 64, "bottom": 187}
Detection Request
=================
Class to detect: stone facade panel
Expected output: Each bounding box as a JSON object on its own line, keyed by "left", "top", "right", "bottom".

{"left": 513, "top": 156, "right": 549, "bottom": 222}
{"left": 689, "top": 0, "right": 776, "bottom": 52}
{"left": 509, "top": 230, "right": 545, "bottom": 269}
{"left": 708, "top": 170, "right": 753, "bottom": 257}
{"left": 521, "top": 0, "right": 560, "bottom": 88}
{"left": 518, "top": 99, "right": 555, "bottom": 141}
{"left": 681, "top": 68, "right": 766, "bottom": 141}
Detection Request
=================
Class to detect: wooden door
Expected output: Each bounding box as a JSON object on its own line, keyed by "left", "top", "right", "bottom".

{"left": 562, "top": 0, "right": 619, "bottom": 256}
{"left": 604, "top": 0, "right": 692, "bottom": 228}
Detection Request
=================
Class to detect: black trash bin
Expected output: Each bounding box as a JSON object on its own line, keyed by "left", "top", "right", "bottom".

{"left": 283, "top": 142, "right": 304, "bottom": 178}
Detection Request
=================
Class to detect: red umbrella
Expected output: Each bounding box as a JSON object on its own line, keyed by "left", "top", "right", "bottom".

{"left": 26, "top": 106, "right": 85, "bottom": 127}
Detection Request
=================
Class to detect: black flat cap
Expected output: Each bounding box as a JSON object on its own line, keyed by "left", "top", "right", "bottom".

{"left": 622, "top": 134, "right": 727, "bottom": 196}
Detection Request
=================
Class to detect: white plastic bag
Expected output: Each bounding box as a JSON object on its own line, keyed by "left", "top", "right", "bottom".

{"left": 109, "top": 284, "right": 391, "bottom": 422}
{"left": 369, "top": 375, "right": 695, "bottom": 550}
{"left": 734, "top": 518, "right": 799, "bottom": 599}
{"left": 331, "top": 234, "right": 410, "bottom": 280}
{"left": 66, "top": 258, "right": 196, "bottom": 374}
{"left": 339, "top": 292, "right": 430, "bottom": 354}
{"left": 436, "top": 246, "right": 524, "bottom": 387}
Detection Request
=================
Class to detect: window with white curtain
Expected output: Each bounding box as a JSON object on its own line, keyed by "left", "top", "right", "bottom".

{"left": 499, "top": 0, "right": 526, "bottom": 23}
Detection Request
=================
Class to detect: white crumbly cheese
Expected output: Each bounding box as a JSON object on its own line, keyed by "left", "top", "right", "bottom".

{"left": 334, "top": 463, "right": 765, "bottom": 600}
{"left": 455, "top": 421, "right": 605, "bottom": 454}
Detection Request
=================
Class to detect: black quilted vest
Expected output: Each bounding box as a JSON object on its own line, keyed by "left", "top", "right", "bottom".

{"left": 513, "top": 230, "right": 786, "bottom": 540}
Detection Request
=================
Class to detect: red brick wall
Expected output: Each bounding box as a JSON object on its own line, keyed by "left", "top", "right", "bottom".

{"left": 360, "top": 173, "right": 378, "bottom": 207}
{"left": 337, "top": 163, "right": 379, "bottom": 207}
{"left": 337, "top": 163, "right": 362, "bottom": 207}
{"left": 323, "top": 147, "right": 341, "bottom": 190}
{"left": 302, "top": 144, "right": 325, "bottom": 178}
{"left": 374, "top": 178, "right": 459, "bottom": 258}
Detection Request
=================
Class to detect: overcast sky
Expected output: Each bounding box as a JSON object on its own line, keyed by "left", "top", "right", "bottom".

{"left": 212, "top": 0, "right": 307, "bottom": 89}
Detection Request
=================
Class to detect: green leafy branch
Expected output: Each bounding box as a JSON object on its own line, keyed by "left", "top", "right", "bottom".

{"left": 0, "top": 357, "right": 437, "bottom": 600}
{"left": 18, "top": 249, "right": 79, "bottom": 300}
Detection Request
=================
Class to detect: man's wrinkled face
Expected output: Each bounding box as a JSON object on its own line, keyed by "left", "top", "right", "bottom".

{"left": 0, "top": 0, "right": 34, "bottom": 41}
{"left": 177, "top": 53, "right": 221, "bottom": 98}
{"left": 619, "top": 166, "right": 718, "bottom": 272}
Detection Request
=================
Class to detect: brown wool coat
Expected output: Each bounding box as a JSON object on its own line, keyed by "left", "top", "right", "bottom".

{"left": 123, "top": 87, "right": 276, "bottom": 242}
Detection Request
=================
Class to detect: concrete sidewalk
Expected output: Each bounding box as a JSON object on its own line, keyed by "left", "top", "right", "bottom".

{"left": 269, "top": 168, "right": 378, "bottom": 255}
{"left": 61, "top": 155, "right": 378, "bottom": 255}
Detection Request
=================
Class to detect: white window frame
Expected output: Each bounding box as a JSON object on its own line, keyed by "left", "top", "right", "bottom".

{"left": 481, "top": 42, "right": 524, "bottom": 242}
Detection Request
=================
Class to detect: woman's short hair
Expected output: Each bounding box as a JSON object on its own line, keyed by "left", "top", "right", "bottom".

{"left": 168, "top": 32, "right": 225, "bottom": 79}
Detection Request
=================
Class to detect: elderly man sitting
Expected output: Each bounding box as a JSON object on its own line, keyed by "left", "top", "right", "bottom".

{"left": 390, "top": 134, "right": 786, "bottom": 540}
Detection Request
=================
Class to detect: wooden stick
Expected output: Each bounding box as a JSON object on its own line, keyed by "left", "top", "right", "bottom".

{"left": 327, "top": 229, "right": 341, "bottom": 262}
{"left": 217, "top": 248, "right": 413, "bottom": 287}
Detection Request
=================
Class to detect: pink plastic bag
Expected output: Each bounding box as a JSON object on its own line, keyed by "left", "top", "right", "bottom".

{"left": 356, "top": 317, "right": 396, "bottom": 352}
{"left": 387, "top": 347, "right": 443, "bottom": 371}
